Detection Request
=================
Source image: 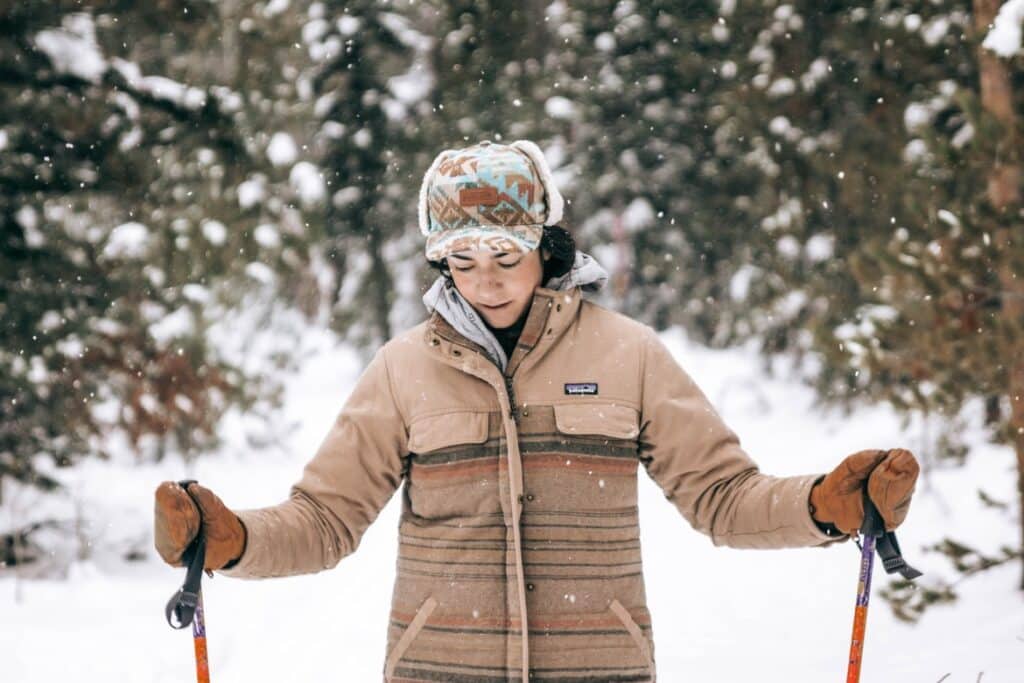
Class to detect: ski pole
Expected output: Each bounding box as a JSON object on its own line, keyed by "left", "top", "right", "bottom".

{"left": 164, "top": 478, "right": 212, "bottom": 683}
{"left": 846, "top": 487, "right": 922, "bottom": 683}
{"left": 846, "top": 518, "right": 877, "bottom": 682}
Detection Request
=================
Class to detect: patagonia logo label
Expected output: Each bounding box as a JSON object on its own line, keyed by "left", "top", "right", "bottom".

{"left": 459, "top": 186, "right": 499, "bottom": 206}
{"left": 564, "top": 382, "right": 598, "bottom": 395}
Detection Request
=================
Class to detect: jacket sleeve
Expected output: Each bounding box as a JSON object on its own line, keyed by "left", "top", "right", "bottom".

{"left": 217, "top": 345, "right": 408, "bottom": 578}
{"left": 638, "top": 328, "right": 836, "bottom": 549}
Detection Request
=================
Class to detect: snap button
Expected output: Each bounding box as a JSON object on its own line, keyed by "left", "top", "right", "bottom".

{"left": 526, "top": 494, "right": 535, "bottom": 502}
{"left": 430, "top": 338, "right": 440, "bottom": 346}
{"left": 521, "top": 407, "right": 529, "bottom": 417}
{"left": 526, "top": 583, "right": 535, "bottom": 591}
{"left": 452, "top": 349, "right": 462, "bottom": 356}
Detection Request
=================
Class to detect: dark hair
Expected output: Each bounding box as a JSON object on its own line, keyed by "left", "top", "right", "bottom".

{"left": 427, "top": 225, "right": 576, "bottom": 284}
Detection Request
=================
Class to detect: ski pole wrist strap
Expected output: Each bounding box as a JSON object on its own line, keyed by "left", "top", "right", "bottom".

{"left": 856, "top": 488, "right": 922, "bottom": 581}
{"left": 165, "top": 478, "right": 210, "bottom": 629}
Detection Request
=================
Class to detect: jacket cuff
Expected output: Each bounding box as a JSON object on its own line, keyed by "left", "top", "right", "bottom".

{"left": 215, "top": 509, "right": 270, "bottom": 579}
{"left": 219, "top": 517, "right": 247, "bottom": 570}
{"left": 804, "top": 474, "right": 849, "bottom": 547}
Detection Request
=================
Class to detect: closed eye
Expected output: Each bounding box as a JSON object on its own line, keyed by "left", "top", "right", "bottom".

{"left": 452, "top": 260, "right": 521, "bottom": 272}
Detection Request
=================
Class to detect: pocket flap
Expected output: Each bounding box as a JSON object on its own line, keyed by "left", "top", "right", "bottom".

{"left": 554, "top": 403, "right": 640, "bottom": 439}
{"left": 408, "top": 412, "right": 489, "bottom": 453}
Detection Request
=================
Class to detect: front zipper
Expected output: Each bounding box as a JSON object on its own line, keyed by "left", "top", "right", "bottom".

{"left": 504, "top": 373, "right": 518, "bottom": 423}
{"left": 468, "top": 344, "right": 518, "bottom": 423}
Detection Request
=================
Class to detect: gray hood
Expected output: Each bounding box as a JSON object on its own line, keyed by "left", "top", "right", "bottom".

{"left": 422, "top": 250, "right": 610, "bottom": 372}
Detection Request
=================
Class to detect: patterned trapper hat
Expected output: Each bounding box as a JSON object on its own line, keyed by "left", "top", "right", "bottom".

{"left": 418, "top": 139, "right": 564, "bottom": 262}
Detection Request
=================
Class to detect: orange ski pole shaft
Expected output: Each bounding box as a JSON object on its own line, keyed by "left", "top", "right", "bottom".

{"left": 192, "top": 589, "right": 211, "bottom": 683}
{"left": 846, "top": 532, "right": 876, "bottom": 682}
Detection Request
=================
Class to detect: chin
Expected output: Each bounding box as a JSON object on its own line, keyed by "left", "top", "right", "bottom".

{"left": 484, "top": 311, "right": 514, "bottom": 327}
{"left": 479, "top": 303, "right": 523, "bottom": 328}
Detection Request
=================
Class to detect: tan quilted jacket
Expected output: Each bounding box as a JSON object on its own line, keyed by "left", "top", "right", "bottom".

{"left": 218, "top": 284, "right": 834, "bottom": 682}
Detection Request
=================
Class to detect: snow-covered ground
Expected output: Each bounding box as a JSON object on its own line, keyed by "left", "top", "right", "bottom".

{"left": 3, "top": 316, "right": 1022, "bottom": 681}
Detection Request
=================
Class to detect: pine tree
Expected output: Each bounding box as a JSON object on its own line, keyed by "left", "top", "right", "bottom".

{"left": 698, "top": 0, "right": 1023, "bottom": 608}
{"left": 2, "top": 3, "right": 234, "bottom": 501}
{"left": 554, "top": 1, "right": 767, "bottom": 334}
{"left": 304, "top": 0, "right": 429, "bottom": 352}
{"left": 0, "top": 1, "right": 315, "bottom": 529}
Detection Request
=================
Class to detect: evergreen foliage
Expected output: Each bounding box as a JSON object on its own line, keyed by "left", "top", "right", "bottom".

{"left": 2, "top": 0, "right": 1021, "bottom": 606}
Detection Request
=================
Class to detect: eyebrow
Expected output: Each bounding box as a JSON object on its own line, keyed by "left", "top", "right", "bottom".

{"left": 448, "top": 252, "right": 513, "bottom": 261}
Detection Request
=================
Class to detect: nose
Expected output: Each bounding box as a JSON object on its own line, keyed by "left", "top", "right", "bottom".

{"left": 478, "top": 274, "right": 505, "bottom": 303}
{"left": 479, "top": 265, "right": 503, "bottom": 286}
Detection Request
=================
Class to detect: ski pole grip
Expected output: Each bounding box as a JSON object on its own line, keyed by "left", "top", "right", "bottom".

{"left": 165, "top": 479, "right": 208, "bottom": 629}
{"left": 859, "top": 486, "right": 922, "bottom": 580}
{"left": 859, "top": 488, "right": 886, "bottom": 538}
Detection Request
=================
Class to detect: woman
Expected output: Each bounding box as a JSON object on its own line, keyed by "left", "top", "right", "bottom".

{"left": 155, "top": 139, "right": 919, "bottom": 683}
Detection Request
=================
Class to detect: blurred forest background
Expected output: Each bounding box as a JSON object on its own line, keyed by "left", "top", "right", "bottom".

{"left": 1, "top": 0, "right": 1022, "bottom": 620}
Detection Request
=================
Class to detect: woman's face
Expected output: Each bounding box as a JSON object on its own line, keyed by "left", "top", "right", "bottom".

{"left": 448, "top": 248, "right": 548, "bottom": 328}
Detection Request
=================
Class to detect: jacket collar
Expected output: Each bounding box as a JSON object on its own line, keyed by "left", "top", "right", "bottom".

{"left": 426, "top": 285, "right": 583, "bottom": 376}
{"left": 421, "top": 250, "right": 608, "bottom": 373}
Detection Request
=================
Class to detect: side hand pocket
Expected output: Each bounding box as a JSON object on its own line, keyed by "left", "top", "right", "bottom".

{"left": 384, "top": 596, "right": 438, "bottom": 682}
{"left": 609, "top": 598, "right": 656, "bottom": 682}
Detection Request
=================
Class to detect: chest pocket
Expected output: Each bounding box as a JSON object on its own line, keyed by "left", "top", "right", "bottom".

{"left": 553, "top": 402, "right": 640, "bottom": 440}
{"left": 405, "top": 411, "right": 500, "bottom": 518}
{"left": 408, "top": 411, "right": 489, "bottom": 455}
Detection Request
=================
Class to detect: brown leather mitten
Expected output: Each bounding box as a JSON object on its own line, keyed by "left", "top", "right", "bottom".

{"left": 867, "top": 448, "right": 919, "bottom": 531}
{"left": 810, "top": 448, "right": 920, "bottom": 535}
{"left": 154, "top": 481, "right": 247, "bottom": 570}
{"left": 809, "top": 449, "right": 888, "bottom": 535}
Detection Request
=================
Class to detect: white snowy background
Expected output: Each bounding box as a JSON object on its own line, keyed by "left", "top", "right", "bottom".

{"left": 2, "top": 304, "right": 1021, "bottom": 682}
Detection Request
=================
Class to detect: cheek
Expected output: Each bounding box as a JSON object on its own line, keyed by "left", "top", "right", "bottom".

{"left": 519, "top": 258, "right": 544, "bottom": 292}
{"left": 449, "top": 271, "right": 473, "bottom": 294}
{"left": 516, "top": 272, "right": 539, "bottom": 296}
{"left": 450, "top": 272, "right": 489, "bottom": 304}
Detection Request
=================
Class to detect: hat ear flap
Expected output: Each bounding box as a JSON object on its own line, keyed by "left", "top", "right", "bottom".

{"left": 419, "top": 149, "right": 453, "bottom": 237}
{"left": 510, "top": 140, "right": 564, "bottom": 226}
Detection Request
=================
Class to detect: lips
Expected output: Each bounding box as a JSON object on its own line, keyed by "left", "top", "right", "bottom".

{"left": 481, "top": 302, "right": 510, "bottom": 310}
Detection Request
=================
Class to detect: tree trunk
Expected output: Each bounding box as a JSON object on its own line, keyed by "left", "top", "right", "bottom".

{"left": 975, "top": 0, "right": 1023, "bottom": 589}
{"left": 220, "top": 0, "right": 241, "bottom": 86}
{"left": 1010, "top": 355, "right": 1024, "bottom": 591}
{"left": 367, "top": 225, "right": 393, "bottom": 346}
